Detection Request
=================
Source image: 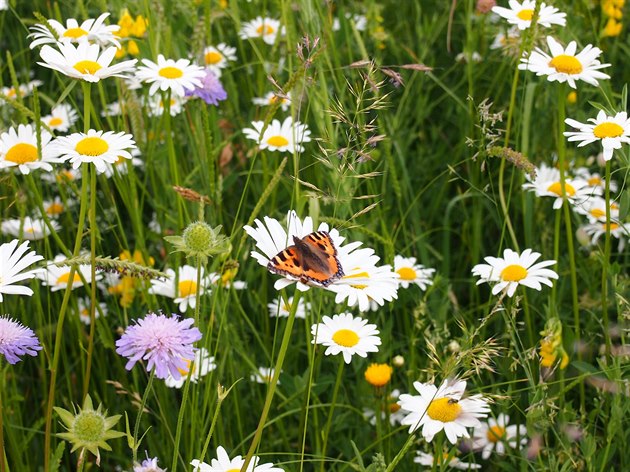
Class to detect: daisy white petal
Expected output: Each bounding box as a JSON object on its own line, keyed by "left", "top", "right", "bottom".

{"left": 311, "top": 312, "right": 381, "bottom": 364}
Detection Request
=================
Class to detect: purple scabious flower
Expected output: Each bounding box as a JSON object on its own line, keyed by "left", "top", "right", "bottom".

{"left": 0, "top": 315, "right": 42, "bottom": 364}
{"left": 185, "top": 68, "right": 227, "bottom": 106}
{"left": 134, "top": 456, "right": 166, "bottom": 472}
{"left": 115, "top": 312, "right": 202, "bottom": 380}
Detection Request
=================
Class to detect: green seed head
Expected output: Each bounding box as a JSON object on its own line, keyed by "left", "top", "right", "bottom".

{"left": 183, "top": 221, "right": 214, "bottom": 253}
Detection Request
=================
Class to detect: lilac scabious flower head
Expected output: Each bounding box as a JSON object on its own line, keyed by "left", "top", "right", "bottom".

{"left": 0, "top": 315, "right": 42, "bottom": 364}
{"left": 115, "top": 312, "right": 202, "bottom": 380}
{"left": 185, "top": 68, "right": 227, "bottom": 106}
{"left": 134, "top": 456, "right": 166, "bottom": 472}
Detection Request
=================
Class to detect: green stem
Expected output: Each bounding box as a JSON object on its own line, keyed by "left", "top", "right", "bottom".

{"left": 555, "top": 86, "right": 581, "bottom": 372}
{"left": 384, "top": 433, "right": 416, "bottom": 472}
{"left": 241, "top": 291, "right": 302, "bottom": 471}
{"left": 163, "top": 90, "right": 185, "bottom": 229}
{"left": 44, "top": 161, "right": 90, "bottom": 471}
{"left": 198, "top": 388, "right": 227, "bottom": 465}
{"left": 171, "top": 257, "right": 203, "bottom": 472}
{"left": 0, "top": 364, "right": 5, "bottom": 472}
{"left": 132, "top": 369, "right": 156, "bottom": 464}
{"left": 82, "top": 164, "right": 98, "bottom": 399}
{"left": 320, "top": 359, "right": 345, "bottom": 472}
{"left": 602, "top": 161, "right": 612, "bottom": 357}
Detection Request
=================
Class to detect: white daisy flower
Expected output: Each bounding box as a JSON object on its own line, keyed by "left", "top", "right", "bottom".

{"left": 311, "top": 312, "right": 381, "bottom": 364}
{"left": 492, "top": 1, "right": 566, "bottom": 30}
{"left": 1, "top": 217, "right": 60, "bottom": 240}
{"left": 522, "top": 163, "right": 600, "bottom": 210}
{"left": 472, "top": 413, "right": 527, "bottom": 459}
{"left": 38, "top": 42, "right": 137, "bottom": 82}
{"left": 471, "top": 248, "right": 558, "bottom": 297}
{"left": 363, "top": 389, "right": 407, "bottom": 426}
{"left": 327, "top": 260, "right": 399, "bottom": 312}
{"left": 208, "top": 270, "right": 247, "bottom": 290}
{"left": 572, "top": 196, "right": 620, "bottom": 223}
{"left": 398, "top": 378, "right": 490, "bottom": 443}
{"left": 573, "top": 167, "right": 618, "bottom": 193}
{"left": 203, "top": 43, "right": 237, "bottom": 77}
{"left": 0, "top": 81, "right": 42, "bottom": 102}
{"left": 101, "top": 101, "right": 124, "bottom": 117}
{"left": 267, "top": 295, "right": 309, "bottom": 319}
{"left": 48, "top": 129, "right": 137, "bottom": 174}
{"left": 29, "top": 13, "right": 121, "bottom": 49}
{"left": 38, "top": 254, "right": 100, "bottom": 291}
{"left": 40, "top": 167, "right": 82, "bottom": 184}
{"left": 414, "top": 451, "right": 480, "bottom": 470}
{"left": 239, "top": 17, "right": 284, "bottom": 45}
{"left": 146, "top": 93, "right": 186, "bottom": 117}
{"left": 518, "top": 36, "right": 610, "bottom": 88}
{"left": 77, "top": 296, "right": 108, "bottom": 325}
{"left": 135, "top": 54, "right": 205, "bottom": 97}
{"left": 583, "top": 221, "right": 630, "bottom": 252}
{"left": 0, "top": 239, "right": 44, "bottom": 302}
{"left": 565, "top": 110, "right": 630, "bottom": 161}
{"left": 191, "top": 445, "right": 284, "bottom": 472}
{"left": 490, "top": 26, "right": 520, "bottom": 50}
{"left": 394, "top": 255, "right": 435, "bottom": 290}
{"left": 149, "top": 265, "right": 211, "bottom": 312}
{"left": 41, "top": 103, "right": 79, "bottom": 132}
{"left": 250, "top": 366, "right": 280, "bottom": 384}
{"left": 0, "top": 124, "right": 61, "bottom": 174}
{"left": 101, "top": 147, "right": 143, "bottom": 178}
{"left": 43, "top": 196, "right": 69, "bottom": 218}
{"left": 164, "top": 348, "right": 216, "bottom": 389}
{"left": 252, "top": 91, "right": 292, "bottom": 112}
{"left": 243, "top": 117, "right": 311, "bottom": 153}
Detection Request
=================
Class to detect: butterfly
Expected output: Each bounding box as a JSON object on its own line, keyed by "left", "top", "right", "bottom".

{"left": 267, "top": 231, "right": 344, "bottom": 286}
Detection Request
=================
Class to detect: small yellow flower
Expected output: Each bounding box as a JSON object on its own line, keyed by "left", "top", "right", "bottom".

{"left": 131, "top": 16, "right": 148, "bottom": 37}
{"left": 539, "top": 317, "right": 569, "bottom": 370}
{"left": 566, "top": 91, "right": 577, "bottom": 104}
{"left": 364, "top": 363, "right": 393, "bottom": 387}
{"left": 603, "top": 18, "right": 623, "bottom": 37}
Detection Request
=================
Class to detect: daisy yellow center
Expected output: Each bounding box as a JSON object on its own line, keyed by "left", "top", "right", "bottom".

{"left": 389, "top": 403, "right": 401, "bottom": 413}
{"left": 500, "top": 264, "right": 528, "bottom": 282}
{"left": 547, "top": 181, "right": 576, "bottom": 197}
{"left": 5, "top": 143, "right": 38, "bottom": 164}
{"left": 75, "top": 137, "right": 109, "bottom": 156}
{"left": 114, "top": 155, "right": 125, "bottom": 165}
{"left": 7, "top": 88, "right": 16, "bottom": 98}
{"left": 548, "top": 55, "right": 583, "bottom": 75}
{"left": 607, "top": 223, "right": 620, "bottom": 230}
{"left": 396, "top": 267, "right": 417, "bottom": 281}
{"left": 343, "top": 270, "right": 370, "bottom": 289}
{"left": 204, "top": 51, "right": 223, "bottom": 65}
{"left": 332, "top": 329, "right": 359, "bottom": 347}
{"left": 256, "top": 24, "right": 275, "bottom": 35}
{"left": 81, "top": 308, "right": 89, "bottom": 316}
{"left": 47, "top": 202, "right": 64, "bottom": 215}
{"left": 593, "top": 122, "right": 624, "bottom": 138}
{"left": 25, "top": 227, "right": 35, "bottom": 233}
{"left": 282, "top": 302, "right": 292, "bottom": 312}
{"left": 517, "top": 9, "right": 534, "bottom": 20}
{"left": 590, "top": 209, "right": 605, "bottom": 219}
{"left": 179, "top": 280, "right": 197, "bottom": 298}
{"left": 267, "top": 135, "right": 289, "bottom": 147}
{"left": 63, "top": 27, "right": 88, "bottom": 39}
{"left": 227, "top": 469, "right": 240, "bottom": 472}
{"left": 177, "top": 359, "right": 192, "bottom": 376}
{"left": 73, "top": 60, "right": 102, "bottom": 74}
{"left": 487, "top": 425, "right": 506, "bottom": 443}
{"left": 48, "top": 117, "right": 63, "bottom": 127}
{"left": 56, "top": 271, "right": 81, "bottom": 285}
{"left": 587, "top": 176, "right": 602, "bottom": 186}
{"left": 158, "top": 66, "right": 184, "bottom": 79}
{"left": 426, "top": 397, "right": 462, "bottom": 422}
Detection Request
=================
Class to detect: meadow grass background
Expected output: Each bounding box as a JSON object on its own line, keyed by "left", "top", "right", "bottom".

{"left": 0, "top": 0, "right": 629, "bottom": 470}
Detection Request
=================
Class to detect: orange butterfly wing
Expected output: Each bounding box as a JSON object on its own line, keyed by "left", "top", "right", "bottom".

{"left": 267, "top": 231, "right": 344, "bottom": 286}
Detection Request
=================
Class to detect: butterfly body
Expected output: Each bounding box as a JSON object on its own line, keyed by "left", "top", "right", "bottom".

{"left": 267, "top": 231, "right": 344, "bottom": 286}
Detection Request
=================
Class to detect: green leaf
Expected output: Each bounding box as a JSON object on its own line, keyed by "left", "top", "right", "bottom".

{"left": 48, "top": 442, "right": 65, "bottom": 472}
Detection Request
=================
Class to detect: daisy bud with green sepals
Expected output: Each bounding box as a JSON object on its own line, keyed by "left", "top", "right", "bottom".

{"left": 54, "top": 394, "right": 125, "bottom": 466}
{"left": 165, "top": 221, "right": 231, "bottom": 263}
